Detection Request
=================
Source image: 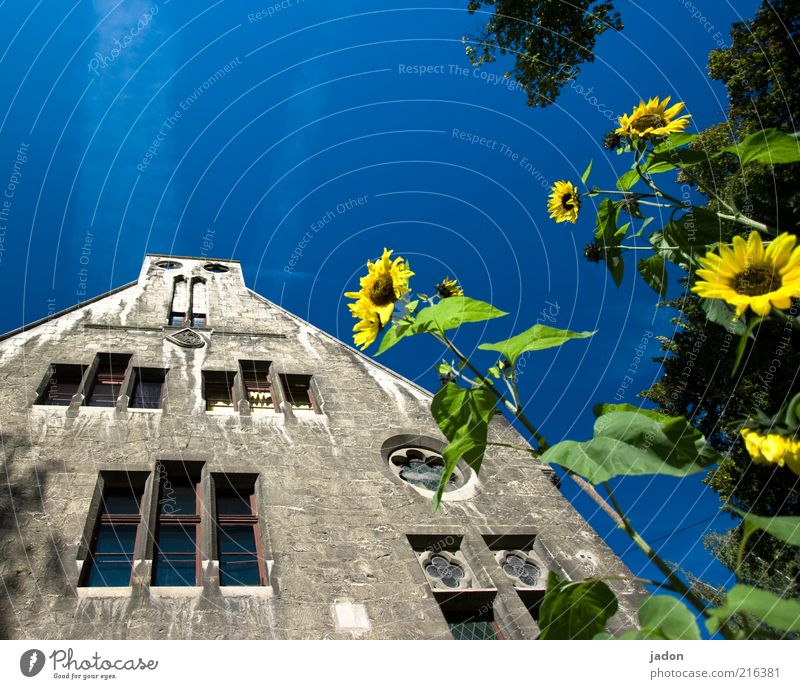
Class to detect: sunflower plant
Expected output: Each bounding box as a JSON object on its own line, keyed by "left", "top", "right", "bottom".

{"left": 344, "top": 245, "right": 800, "bottom": 639}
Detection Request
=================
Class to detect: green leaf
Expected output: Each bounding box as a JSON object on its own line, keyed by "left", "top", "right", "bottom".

{"left": 637, "top": 254, "right": 667, "bottom": 297}
{"left": 700, "top": 298, "right": 746, "bottom": 336}
{"left": 594, "top": 199, "right": 620, "bottom": 246}
{"left": 734, "top": 509, "right": 800, "bottom": 547}
{"left": 538, "top": 572, "right": 618, "bottom": 640}
{"left": 430, "top": 383, "right": 496, "bottom": 508}
{"left": 375, "top": 320, "right": 412, "bottom": 356}
{"left": 650, "top": 149, "right": 716, "bottom": 167}
{"left": 592, "top": 402, "right": 670, "bottom": 422}
{"left": 652, "top": 132, "right": 698, "bottom": 153}
{"left": 412, "top": 296, "right": 507, "bottom": 334}
{"left": 635, "top": 596, "right": 701, "bottom": 640}
{"left": 581, "top": 160, "right": 593, "bottom": 184}
{"left": 540, "top": 409, "right": 721, "bottom": 483}
{"left": 616, "top": 170, "right": 639, "bottom": 192}
{"left": 707, "top": 585, "right": 800, "bottom": 634}
{"left": 723, "top": 128, "right": 800, "bottom": 165}
{"left": 478, "top": 325, "right": 594, "bottom": 367}
{"left": 605, "top": 253, "right": 624, "bottom": 287}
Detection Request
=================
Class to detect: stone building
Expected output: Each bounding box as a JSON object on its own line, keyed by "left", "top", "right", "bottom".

{"left": 0, "top": 254, "right": 640, "bottom": 639}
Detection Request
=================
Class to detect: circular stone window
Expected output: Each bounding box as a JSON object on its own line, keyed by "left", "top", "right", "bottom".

{"left": 155, "top": 260, "right": 182, "bottom": 269}
{"left": 203, "top": 263, "right": 229, "bottom": 274}
{"left": 381, "top": 435, "right": 477, "bottom": 501}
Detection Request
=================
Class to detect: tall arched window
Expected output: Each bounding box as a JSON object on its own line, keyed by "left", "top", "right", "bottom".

{"left": 169, "top": 276, "right": 189, "bottom": 326}
{"left": 190, "top": 278, "right": 207, "bottom": 328}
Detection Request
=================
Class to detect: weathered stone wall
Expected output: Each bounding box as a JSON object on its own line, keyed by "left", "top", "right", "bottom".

{"left": 0, "top": 255, "right": 642, "bottom": 639}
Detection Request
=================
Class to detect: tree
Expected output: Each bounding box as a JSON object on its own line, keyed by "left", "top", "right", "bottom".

{"left": 641, "top": 0, "right": 800, "bottom": 598}
{"left": 464, "top": 1, "right": 622, "bottom": 108}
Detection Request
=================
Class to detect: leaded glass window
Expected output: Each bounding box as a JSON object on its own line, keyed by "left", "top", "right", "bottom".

{"left": 391, "top": 448, "right": 459, "bottom": 493}
{"left": 129, "top": 368, "right": 165, "bottom": 409}
{"left": 425, "top": 555, "right": 465, "bottom": 589}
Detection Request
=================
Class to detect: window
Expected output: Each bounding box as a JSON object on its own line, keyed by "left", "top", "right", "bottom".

{"left": 36, "top": 363, "right": 85, "bottom": 406}
{"left": 152, "top": 463, "right": 202, "bottom": 587}
{"left": 155, "top": 260, "right": 182, "bottom": 270}
{"left": 214, "top": 475, "right": 266, "bottom": 586}
{"left": 279, "top": 374, "right": 319, "bottom": 412}
{"left": 483, "top": 535, "right": 547, "bottom": 622}
{"left": 203, "top": 371, "right": 235, "bottom": 412}
{"left": 190, "top": 278, "right": 207, "bottom": 328}
{"left": 240, "top": 361, "right": 278, "bottom": 414}
{"left": 390, "top": 448, "right": 460, "bottom": 492}
{"left": 204, "top": 263, "right": 229, "bottom": 273}
{"left": 129, "top": 368, "right": 166, "bottom": 410}
{"left": 81, "top": 473, "right": 147, "bottom": 587}
{"left": 85, "top": 354, "right": 131, "bottom": 407}
{"left": 442, "top": 599, "right": 505, "bottom": 640}
{"left": 169, "top": 276, "right": 189, "bottom": 326}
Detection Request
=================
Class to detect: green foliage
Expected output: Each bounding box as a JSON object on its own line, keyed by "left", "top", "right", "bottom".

{"left": 478, "top": 324, "right": 594, "bottom": 367}
{"left": 637, "top": 254, "right": 667, "bottom": 297}
{"left": 538, "top": 571, "right": 618, "bottom": 639}
{"left": 641, "top": 294, "right": 800, "bottom": 600}
{"left": 413, "top": 296, "right": 507, "bottom": 333}
{"left": 540, "top": 405, "right": 720, "bottom": 483}
{"left": 597, "top": 595, "right": 701, "bottom": 640}
{"left": 707, "top": 585, "right": 800, "bottom": 636}
{"left": 464, "top": 1, "right": 622, "bottom": 108}
{"left": 736, "top": 509, "right": 800, "bottom": 548}
{"left": 430, "top": 382, "right": 496, "bottom": 508}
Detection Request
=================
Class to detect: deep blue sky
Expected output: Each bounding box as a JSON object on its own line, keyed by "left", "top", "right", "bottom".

{"left": 0, "top": 0, "right": 762, "bottom": 604}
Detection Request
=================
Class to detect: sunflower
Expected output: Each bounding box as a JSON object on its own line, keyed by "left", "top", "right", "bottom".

{"left": 435, "top": 276, "right": 463, "bottom": 299}
{"left": 615, "top": 96, "right": 690, "bottom": 139}
{"left": 741, "top": 428, "right": 800, "bottom": 476}
{"left": 351, "top": 303, "right": 382, "bottom": 350}
{"left": 547, "top": 180, "right": 581, "bottom": 224}
{"left": 692, "top": 232, "right": 800, "bottom": 317}
{"left": 345, "top": 248, "right": 414, "bottom": 349}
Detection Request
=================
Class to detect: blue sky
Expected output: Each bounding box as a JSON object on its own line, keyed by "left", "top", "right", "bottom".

{"left": 0, "top": 0, "right": 762, "bottom": 603}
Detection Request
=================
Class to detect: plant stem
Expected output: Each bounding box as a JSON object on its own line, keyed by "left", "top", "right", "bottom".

{"left": 602, "top": 481, "right": 738, "bottom": 640}
{"left": 716, "top": 212, "right": 771, "bottom": 233}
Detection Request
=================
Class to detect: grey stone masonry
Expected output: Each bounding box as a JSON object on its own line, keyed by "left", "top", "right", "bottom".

{"left": 0, "top": 254, "right": 643, "bottom": 639}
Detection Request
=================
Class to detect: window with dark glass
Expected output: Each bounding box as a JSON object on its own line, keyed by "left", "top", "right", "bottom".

{"left": 241, "top": 361, "right": 277, "bottom": 414}
{"left": 203, "top": 371, "right": 235, "bottom": 412}
{"left": 443, "top": 603, "right": 504, "bottom": 640}
{"left": 168, "top": 276, "right": 189, "bottom": 326}
{"left": 129, "top": 368, "right": 166, "bottom": 409}
{"left": 81, "top": 474, "right": 147, "bottom": 587}
{"left": 214, "top": 476, "right": 265, "bottom": 586}
{"left": 37, "top": 363, "right": 86, "bottom": 406}
{"left": 152, "top": 463, "right": 202, "bottom": 586}
{"left": 279, "top": 374, "right": 318, "bottom": 412}
{"left": 190, "top": 278, "right": 207, "bottom": 328}
{"left": 84, "top": 354, "right": 131, "bottom": 407}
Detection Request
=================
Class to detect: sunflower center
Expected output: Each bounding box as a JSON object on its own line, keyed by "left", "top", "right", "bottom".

{"left": 368, "top": 274, "right": 396, "bottom": 306}
{"left": 561, "top": 193, "right": 577, "bottom": 210}
{"left": 733, "top": 266, "right": 777, "bottom": 296}
{"left": 631, "top": 113, "right": 667, "bottom": 132}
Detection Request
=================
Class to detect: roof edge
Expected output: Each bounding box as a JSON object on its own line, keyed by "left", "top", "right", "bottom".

{"left": 0, "top": 281, "right": 138, "bottom": 343}
{"left": 146, "top": 253, "right": 241, "bottom": 263}
{"left": 246, "top": 288, "right": 435, "bottom": 401}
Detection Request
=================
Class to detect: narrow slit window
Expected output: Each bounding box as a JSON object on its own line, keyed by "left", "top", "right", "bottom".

{"left": 85, "top": 354, "right": 131, "bottom": 407}
{"left": 37, "top": 363, "right": 86, "bottom": 406}
{"left": 214, "top": 476, "right": 265, "bottom": 586}
{"left": 203, "top": 371, "right": 235, "bottom": 412}
{"left": 241, "top": 361, "right": 277, "bottom": 414}
{"left": 81, "top": 474, "right": 147, "bottom": 587}
{"left": 169, "top": 276, "right": 188, "bottom": 326}
{"left": 129, "top": 368, "right": 166, "bottom": 410}
{"left": 152, "top": 464, "right": 202, "bottom": 587}
{"left": 279, "top": 374, "right": 318, "bottom": 412}
{"left": 191, "top": 279, "right": 207, "bottom": 328}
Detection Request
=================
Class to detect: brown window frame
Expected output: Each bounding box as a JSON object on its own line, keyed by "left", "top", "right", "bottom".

{"left": 152, "top": 471, "right": 202, "bottom": 587}
{"left": 240, "top": 361, "right": 279, "bottom": 413}
{"left": 215, "top": 482, "right": 267, "bottom": 587}
{"left": 36, "top": 363, "right": 86, "bottom": 406}
{"left": 84, "top": 354, "right": 132, "bottom": 407}
{"left": 203, "top": 370, "right": 236, "bottom": 412}
{"left": 279, "top": 373, "right": 320, "bottom": 413}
